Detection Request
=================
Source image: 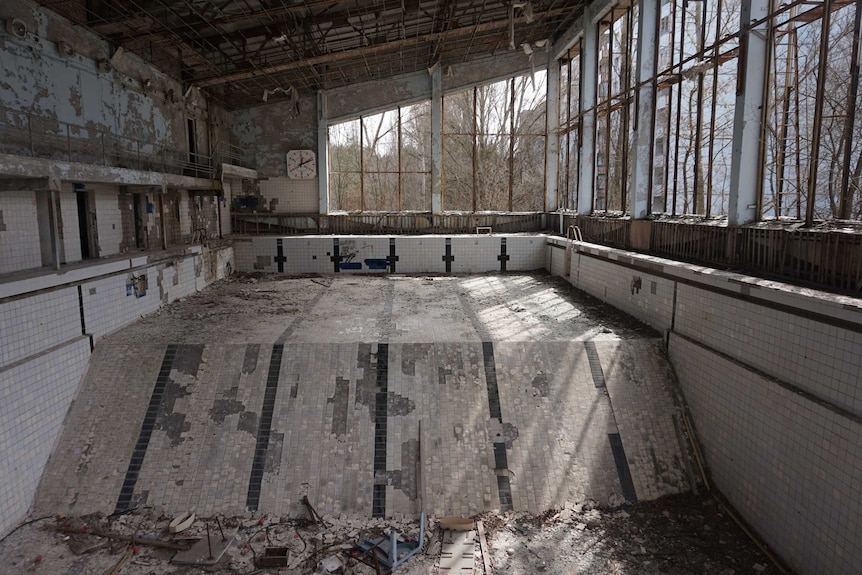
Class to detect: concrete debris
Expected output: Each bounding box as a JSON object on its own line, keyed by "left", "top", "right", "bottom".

{"left": 0, "top": 493, "right": 778, "bottom": 575}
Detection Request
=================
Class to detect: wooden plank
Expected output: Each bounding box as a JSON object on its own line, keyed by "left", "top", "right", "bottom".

{"left": 477, "top": 520, "right": 493, "bottom": 575}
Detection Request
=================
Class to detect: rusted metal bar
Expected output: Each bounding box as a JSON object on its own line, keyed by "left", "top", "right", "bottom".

{"left": 693, "top": 0, "right": 707, "bottom": 216}
{"left": 398, "top": 107, "right": 403, "bottom": 212}
{"left": 471, "top": 86, "right": 478, "bottom": 212}
{"left": 619, "top": 6, "right": 633, "bottom": 213}
{"left": 672, "top": 1, "right": 686, "bottom": 215}
{"left": 706, "top": 0, "right": 725, "bottom": 218}
{"left": 805, "top": 0, "right": 833, "bottom": 226}
{"left": 564, "top": 58, "right": 573, "bottom": 209}
{"left": 508, "top": 77, "right": 515, "bottom": 212}
{"left": 360, "top": 116, "right": 365, "bottom": 212}
{"left": 44, "top": 524, "right": 191, "bottom": 551}
{"left": 838, "top": 0, "right": 862, "bottom": 219}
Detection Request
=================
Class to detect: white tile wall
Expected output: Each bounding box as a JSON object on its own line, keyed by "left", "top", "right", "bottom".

{"left": 234, "top": 235, "right": 546, "bottom": 275}
{"left": 259, "top": 177, "right": 319, "bottom": 213}
{"left": 0, "top": 191, "right": 41, "bottom": 274}
{"left": 82, "top": 253, "right": 207, "bottom": 339}
{"left": 670, "top": 333, "right": 862, "bottom": 575}
{"left": 0, "top": 287, "right": 81, "bottom": 368}
{"left": 92, "top": 184, "right": 123, "bottom": 257}
{"left": 674, "top": 284, "right": 862, "bottom": 415}
{"left": 0, "top": 336, "right": 91, "bottom": 538}
{"left": 558, "top": 240, "right": 862, "bottom": 575}
{"left": 568, "top": 248, "right": 674, "bottom": 333}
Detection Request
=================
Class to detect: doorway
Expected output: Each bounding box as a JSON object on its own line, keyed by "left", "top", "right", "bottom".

{"left": 76, "top": 190, "right": 95, "bottom": 259}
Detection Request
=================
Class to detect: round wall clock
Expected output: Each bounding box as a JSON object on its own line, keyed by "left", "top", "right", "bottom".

{"left": 286, "top": 149, "right": 316, "bottom": 179}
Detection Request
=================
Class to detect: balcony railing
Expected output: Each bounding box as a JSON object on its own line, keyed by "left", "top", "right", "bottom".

{"left": 0, "top": 106, "right": 253, "bottom": 179}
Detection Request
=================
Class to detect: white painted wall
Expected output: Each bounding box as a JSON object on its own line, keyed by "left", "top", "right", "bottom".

{"left": 546, "top": 237, "right": 862, "bottom": 575}
{"left": 0, "top": 191, "right": 41, "bottom": 273}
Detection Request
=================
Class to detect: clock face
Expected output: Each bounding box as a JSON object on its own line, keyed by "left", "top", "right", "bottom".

{"left": 286, "top": 149, "right": 316, "bottom": 179}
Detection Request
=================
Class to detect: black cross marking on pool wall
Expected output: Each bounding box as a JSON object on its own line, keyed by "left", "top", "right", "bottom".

{"left": 274, "top": 238, "right": 287, "bottom": 273}
{"left": 498, "top": 237, "right": 510, "bottom": 272}
{"left": 387, "top": 238, "right": 399, "bottom": 273}
{"left": 442, "top": 238, "right": 454, "bottom": 272}
{"left": 330, "top": 238, "right": 343, "bottom": 273}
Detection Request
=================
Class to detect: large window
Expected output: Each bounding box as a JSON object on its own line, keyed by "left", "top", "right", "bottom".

{"left": 329, "top": 102, "right": 431, "bottom": 212}
{"left": 442, "top": 71, "right": 547, "bottom": 212}
{"left": 559, "top": 42, "right": 582, "bottom": 211}
{"left": 763, "top": 0, "right": 862, "bottom": 221}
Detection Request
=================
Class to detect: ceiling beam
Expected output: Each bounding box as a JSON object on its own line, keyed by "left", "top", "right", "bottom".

{"left": 195, "top": 7, "right": 569, "bottom": 88}
{"left": 118, "top": 0, "right": 343, "bottom": 42}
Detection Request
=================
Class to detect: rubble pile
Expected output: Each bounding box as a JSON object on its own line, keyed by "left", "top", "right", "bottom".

{"left": 0, "top": 493, "right": 778, "bottom": 575}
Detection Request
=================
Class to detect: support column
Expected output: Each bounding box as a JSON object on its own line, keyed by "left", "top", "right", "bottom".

{"left": 578, "top": 7, "right": 598, "bottom": 215}
{"left": 430, "top": 64, "right": 443, "bottom": 214}
{"left": 629, "top": 0, "right": 659, "bottom": 219}
{"left": 545, "top": 55, "right": 561, "bottom": 212}
{"left": 317, "top": 91, "right": 330, "bottom": 215}
{"left": 727, "top": 0, "right": 769, "bottom": 226}
{"left": 48, "top": 171, "right": 61, "bottom": 271}
{"left": 159, "top": 183, "right": 168, "bottom": 250}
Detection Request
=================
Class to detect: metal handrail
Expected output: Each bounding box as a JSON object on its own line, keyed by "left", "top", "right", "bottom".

{"left": 0, "top": 105, "right": 252, "bottom": 179}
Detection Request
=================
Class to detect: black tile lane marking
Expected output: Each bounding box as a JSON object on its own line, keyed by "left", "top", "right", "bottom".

{"left": 583, "top": 341, "right": 606, "bottom": 388}
{"left": 609, "top": 433, "right": 638, "bottom": 503}
{"left": 330, "top": 238, "right": 343, "bottom": 273}
{"left": 482, "top": 342, "right": 513, "bottom": 511}
{"left": 498, "top": 237, "right": 510, "bottom": 272}
{"left": 583, "top": 341, "right": 637, "bottom": 502}
{"left": 442, "top": 238, "right": 454, "bottom": 272}
{"left": 372, "top": 343, "right": 389, "bottom": 518}
{"left": 387, "top": 238, "right": 399, "bottom": 273}
{"left": 115, "top": 344, "right": 177, "bottom": 513}
{"left": 274, "top": 238, "right": 287, "bottom": 272}
{"left": 246, "top": 344, "right": 283, "bottom": 511}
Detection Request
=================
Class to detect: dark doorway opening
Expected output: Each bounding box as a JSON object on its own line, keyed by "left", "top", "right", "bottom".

{"left": 76, "top": 191, "right": 92, "bottom": 259}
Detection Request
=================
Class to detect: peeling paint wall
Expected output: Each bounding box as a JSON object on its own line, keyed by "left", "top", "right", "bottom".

{"left": 230, "top": 95, "right": 318, "bottom": 177}
{"left": 0, "top": 0, "right": 229, "bottom": 161}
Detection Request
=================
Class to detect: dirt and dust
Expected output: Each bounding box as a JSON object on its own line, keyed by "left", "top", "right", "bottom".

{"left": 0, "top": 492, "right": 778, "bottom": 575}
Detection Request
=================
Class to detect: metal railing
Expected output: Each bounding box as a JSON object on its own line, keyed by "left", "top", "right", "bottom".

{"left": 0, "top": 105, "right": 253, "bottom": 179}
{"left": 568, "top": 214, "right": 862, "bottom": 294}
{"left": 231, "top": 212, "right": 548, "bottom": 235}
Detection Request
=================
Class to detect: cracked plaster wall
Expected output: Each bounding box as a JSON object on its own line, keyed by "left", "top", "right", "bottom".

{"left": 230, "top": 95, "right": 318, "bottom": 178}
{"left": 0, "top": 0, "right": 230, "bottom": 160}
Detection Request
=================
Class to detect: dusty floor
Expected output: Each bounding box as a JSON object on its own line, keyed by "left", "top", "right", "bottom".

{"left": 1, "top": 273, "right": 778, "bottom": 573}
{"left": 0, "top": 492, "right": 776, "bottom": 574}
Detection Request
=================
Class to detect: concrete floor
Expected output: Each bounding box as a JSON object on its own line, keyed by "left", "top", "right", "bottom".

{"left": 35, "top": 273, "right": 688, "bottom": 520}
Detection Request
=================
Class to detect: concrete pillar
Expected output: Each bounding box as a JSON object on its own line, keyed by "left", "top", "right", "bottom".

{"left": 159, "top": 183, "right": 168, "bottom": 250}
{"left": 545, "top": 55, "right": 561, "bottom": 212}
{"left": 578, "top": 7, "right": 598, "bottom": 215}
{"left": 317, "top": 91, "right": 330, "bottom": 215}
{"left": 430, "top": 65, "right": 443, "bottom": 214}
{"left": 48, "top": 173, "right": 62, "bottom": 271}
{"left": 727, "top": 0, "right": 769, "bottom": 226}
{"left": 629, "top": 0, "right": 658, "bottom": 219}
